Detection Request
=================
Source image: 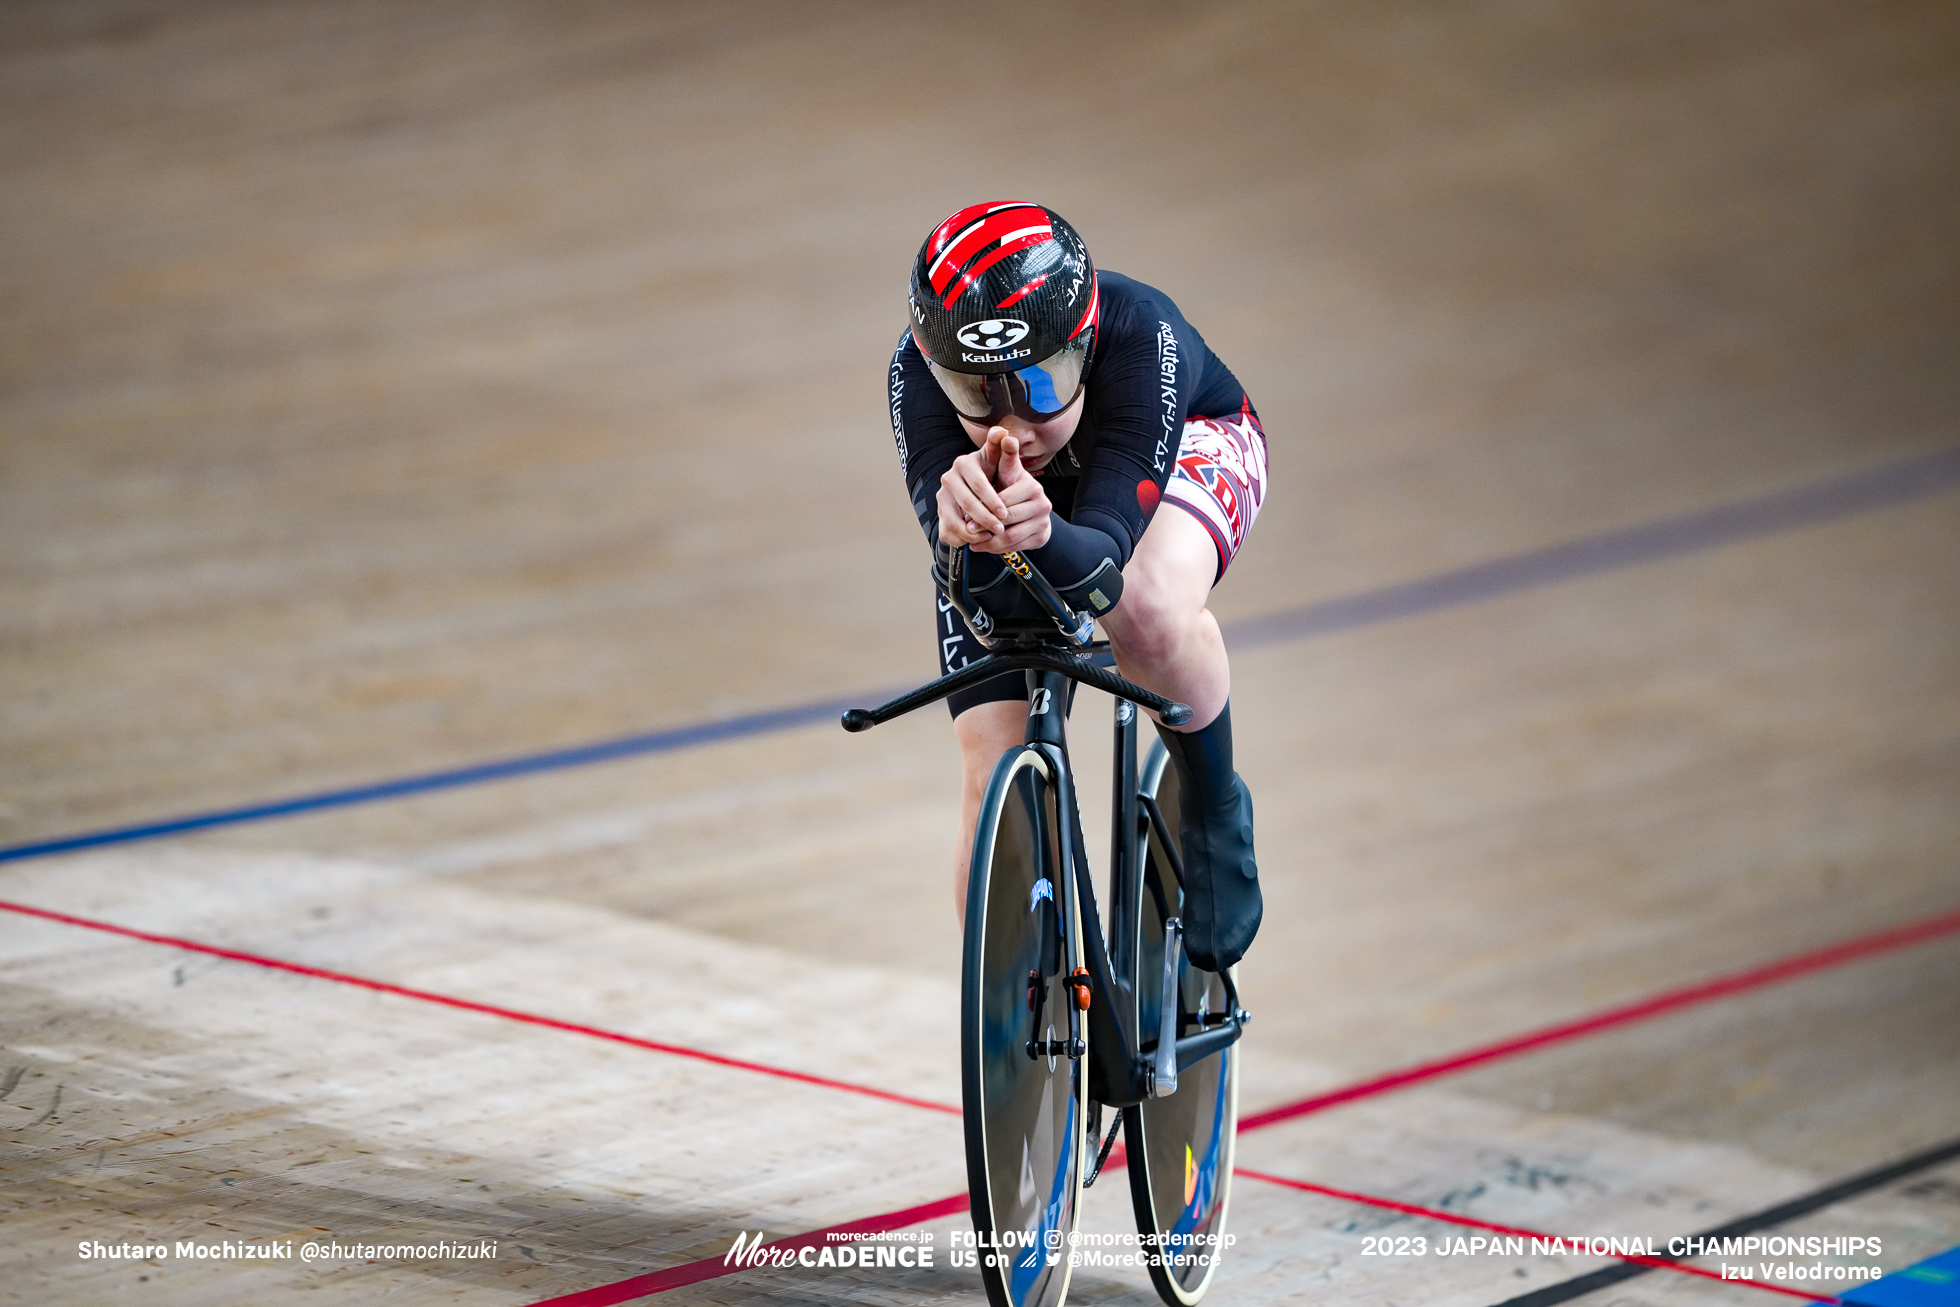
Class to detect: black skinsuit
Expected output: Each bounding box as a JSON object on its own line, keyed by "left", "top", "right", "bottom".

{"left": 887, "top": 271, "right": 1253, "bottom": 714}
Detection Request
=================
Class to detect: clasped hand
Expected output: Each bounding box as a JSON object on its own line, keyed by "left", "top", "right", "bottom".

{"left": 936, "top": 428, "right": 1053, "bottom": 554}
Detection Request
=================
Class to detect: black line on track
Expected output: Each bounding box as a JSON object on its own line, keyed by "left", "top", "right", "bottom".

{"left": 1484, "top": 1134, "right": 1960, "bottom": 1307}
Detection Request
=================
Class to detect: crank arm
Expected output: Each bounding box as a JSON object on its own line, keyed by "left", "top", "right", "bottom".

{"left": 1151, "top": 918, "right": 1183, "bottom": 1096}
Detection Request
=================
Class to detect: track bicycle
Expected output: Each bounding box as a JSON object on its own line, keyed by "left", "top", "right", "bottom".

{"left": 843, "top": 547, "right": 1250, "bottom": 1307}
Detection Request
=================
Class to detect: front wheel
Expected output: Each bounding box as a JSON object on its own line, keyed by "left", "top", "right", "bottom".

{"left": 1125, "top": 739, "right": 1239, "bottom": 1306}
{"left": 963, "top": 745, "right": 1087, "bottom": 1307}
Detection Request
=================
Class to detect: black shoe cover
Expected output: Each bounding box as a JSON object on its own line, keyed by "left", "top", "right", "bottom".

{"left": 1155, "top": 703, "right": 1262, "bottom": 972}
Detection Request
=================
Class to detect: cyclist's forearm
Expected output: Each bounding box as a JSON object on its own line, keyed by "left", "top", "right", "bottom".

{"left": 1027, "top": 516, "right": 1126, "bottom": 616}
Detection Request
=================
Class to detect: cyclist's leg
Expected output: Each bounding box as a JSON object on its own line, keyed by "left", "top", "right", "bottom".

{"left": 1103, "top": 406, "right": 1267, "bottom": 727}
{"left": 935, "top": 568, "right": 1033, "bottom": 925}
{"left": 953, "top": 699, "right": 1026, "bottom": 924}
{"left": 1103, "top": 411, "right": 1268, "bottom": 973}
{"left": 1099, "top": 507, "right": 1229, "bottom": 730}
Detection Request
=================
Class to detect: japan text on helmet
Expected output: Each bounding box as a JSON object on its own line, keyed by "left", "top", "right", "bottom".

{"left": 908, "top": 201, "right": 1099, "bottom": 423}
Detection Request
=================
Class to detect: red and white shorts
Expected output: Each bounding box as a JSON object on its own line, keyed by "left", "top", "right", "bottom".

{"left": 1164, "top": 407, "right": 1268, "bottom": 580}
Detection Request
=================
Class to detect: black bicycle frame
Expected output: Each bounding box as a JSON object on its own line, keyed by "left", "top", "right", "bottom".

{"left": 842, "top": 548, "right": 1246, "bottom": 1106}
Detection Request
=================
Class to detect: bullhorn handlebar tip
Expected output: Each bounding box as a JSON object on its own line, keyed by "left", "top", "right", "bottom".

{"left": 1160, "top": 702, "right": 1194, "bottom": 726}
{"left": 840, "top": 709, "right": 875, "bottom": 733}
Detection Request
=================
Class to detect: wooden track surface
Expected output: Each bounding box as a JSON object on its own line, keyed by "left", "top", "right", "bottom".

{"left": 3, "top": 3, "right": 1957, "bottom": 1304}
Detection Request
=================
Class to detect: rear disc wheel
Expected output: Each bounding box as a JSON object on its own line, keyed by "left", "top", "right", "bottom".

{"left": 1125, "top": 740, "right": 1238, "bottom": 1306}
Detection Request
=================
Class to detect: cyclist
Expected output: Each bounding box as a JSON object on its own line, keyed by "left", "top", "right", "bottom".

{"left": 888, "top": 200, "right": 1267, "bottom": 974}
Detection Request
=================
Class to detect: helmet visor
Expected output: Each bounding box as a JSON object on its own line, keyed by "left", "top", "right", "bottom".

{"left": 926, "top": 329, "right": 1093, "bottom": 423}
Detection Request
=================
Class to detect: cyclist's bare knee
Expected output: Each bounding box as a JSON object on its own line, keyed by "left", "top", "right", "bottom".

{"left": 951, "top": 700, "right": 1027, "bottom": 924}
{"left": 1102, "top": 510, "right": 1216, "bottom": 658}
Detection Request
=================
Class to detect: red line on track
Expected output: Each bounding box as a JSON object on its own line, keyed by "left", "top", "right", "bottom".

{"left": 1, "top": 895, "right": 1951, "bottom": 1118}
{"left": 1236, "top": 1168, "right": 1837, "bottom": 1303}
{"left": 0, "top": 897, "right": 960, "bottom": 1119}
{"left": 7, "top": 895, "right": 1951, "bottom": 1129}
{"left": 519, "top": 1192, "right": 970, "bottom": 1307}
{"left": 9, "top": 899, "right": 1947, "bottom": 1306}
{"left": 1238, "top": 907, "right": 1960, "bottom": 1132}
{"left": 504, "top": 907, "right": 1958, "bottom": 1304}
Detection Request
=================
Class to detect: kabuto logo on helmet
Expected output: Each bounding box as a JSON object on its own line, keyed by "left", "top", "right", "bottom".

{"left": 955, "top": 319, "right": 1030, "bottom": 351}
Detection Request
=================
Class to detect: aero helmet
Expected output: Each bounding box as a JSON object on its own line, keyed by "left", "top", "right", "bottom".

{"left": 909, "top": 201, "right": 1099, "bottom": 423}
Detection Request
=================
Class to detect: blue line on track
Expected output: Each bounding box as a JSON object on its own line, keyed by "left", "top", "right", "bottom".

{"left": 1227, "top": 442, "right": 1960, "bottom": 646}
{"left": 0, "top": 696, "right": 884, "bottom": 865}
{"left": 3, "top": 444, "right": 1956, "bottom": 867}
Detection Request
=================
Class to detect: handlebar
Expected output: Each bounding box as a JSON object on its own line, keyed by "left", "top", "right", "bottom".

{"left": 841, "top": 547, "right": 1193, "bottom": 731}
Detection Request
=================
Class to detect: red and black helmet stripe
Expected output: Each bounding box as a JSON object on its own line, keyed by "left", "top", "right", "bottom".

{"left": 926, "top": 202, "right": 1055, "bottom": 308}
{"left": 925, "top": 200, "right": 1042, "bottom": 262}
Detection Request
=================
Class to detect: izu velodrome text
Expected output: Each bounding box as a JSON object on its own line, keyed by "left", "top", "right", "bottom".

{"left": 1360, "top": 1235, "right": 1883, "bottom": 1258}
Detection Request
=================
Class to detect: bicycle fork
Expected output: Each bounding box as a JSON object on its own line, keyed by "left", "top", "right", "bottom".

{"left": 1024, "top": 674, "right": 1251, "bottom": 1096}
{"left": 1024, "top": 669, "right": 1088, "bottom": 1065}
